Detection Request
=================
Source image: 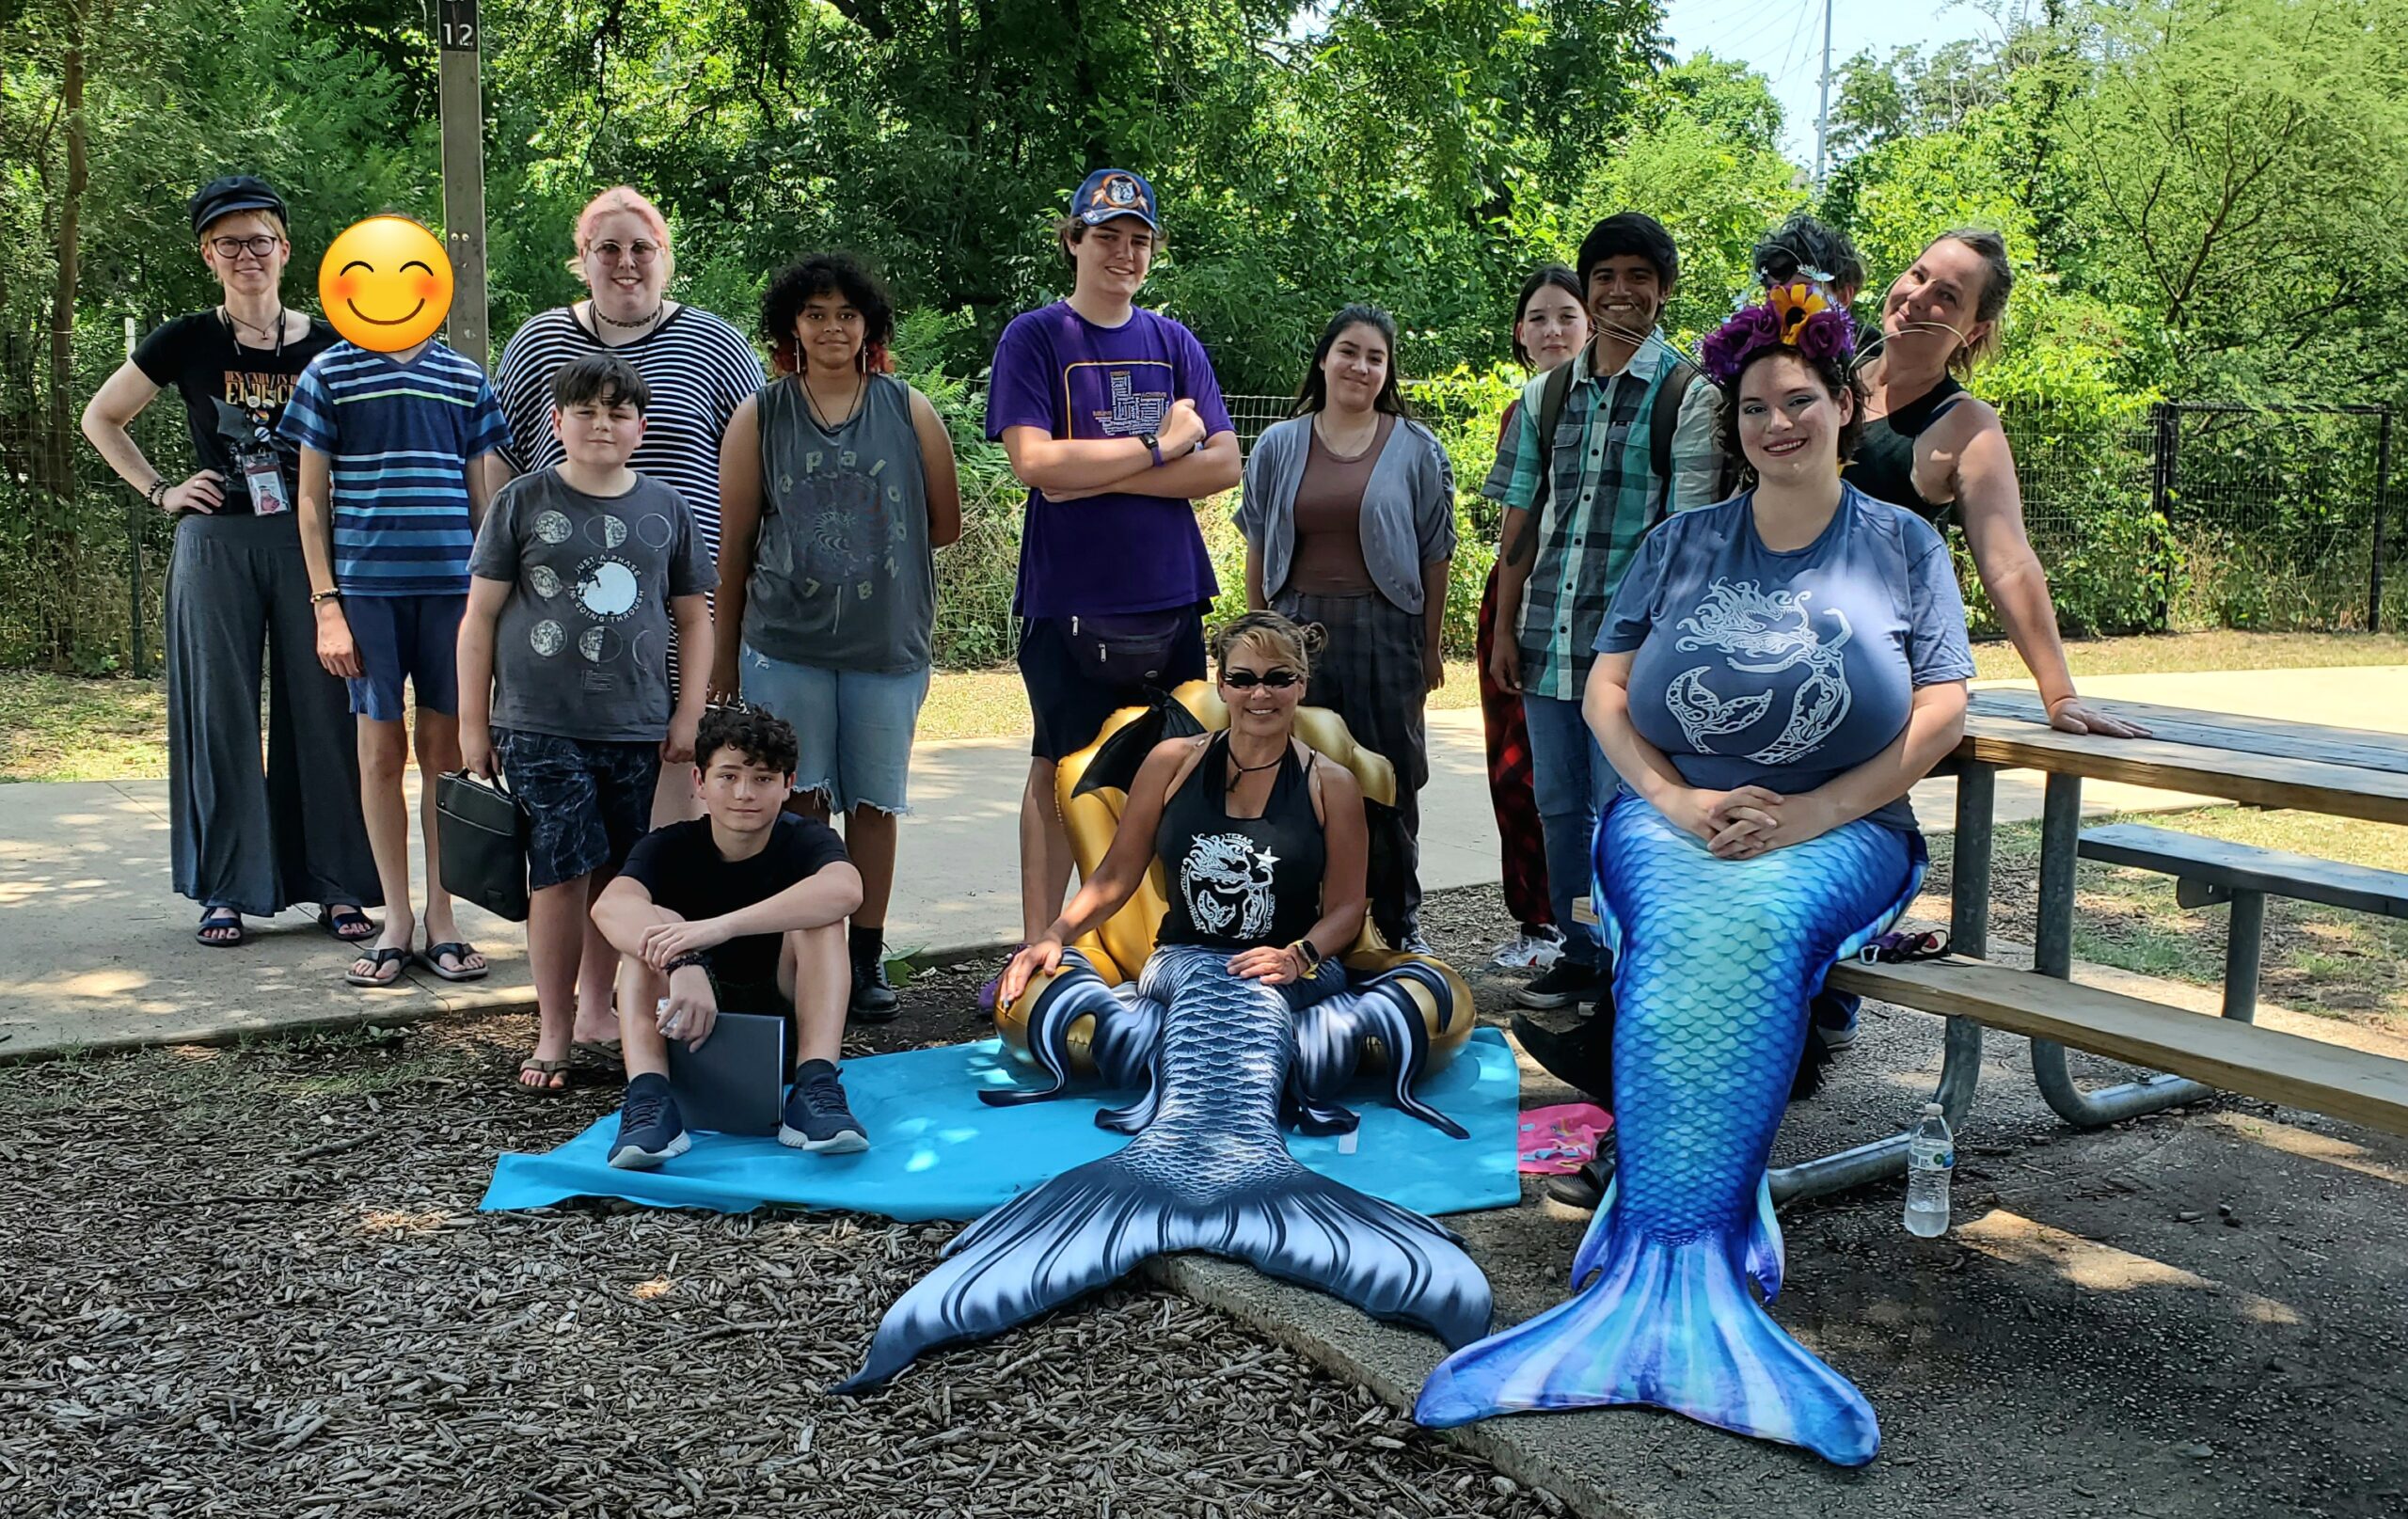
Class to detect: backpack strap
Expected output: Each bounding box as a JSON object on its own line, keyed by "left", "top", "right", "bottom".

{"left": 1526, "top": 358, "right": 1579, "bottom": 514}
{"left": 1649, "top": 358, "right": 1702, "bottom": 521}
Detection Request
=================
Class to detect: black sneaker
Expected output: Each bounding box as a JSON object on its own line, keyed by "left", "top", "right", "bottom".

{"left": 1544, "top": 1154, "right": 1616, "bottom": 1216}
{"left": 1510, "top": 1009, "right": 1614, "bottom": 1102}
{"left": 609, "top": 1075, "right": 690, "bottom": 1170}
{"left": 849, "top": 944, "right": 900, "bottom": 1024}
{"left": 1515, "top": 959, "right": 1605, "bottom": 1010}
{"left": 780, "top": 1059, "right": 869, "bottom": 1153}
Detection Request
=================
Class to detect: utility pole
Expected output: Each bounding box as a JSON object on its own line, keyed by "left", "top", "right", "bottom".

{"left": 436, "top": 0, "right": 490, "bottom": 368}
{"left": 1814, "top": 0, "right": 1834, "bottom": 192}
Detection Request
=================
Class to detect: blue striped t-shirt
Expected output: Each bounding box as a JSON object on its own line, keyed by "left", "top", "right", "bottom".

{"left": 278, "top": 340, "right": 513, "bottom": 596}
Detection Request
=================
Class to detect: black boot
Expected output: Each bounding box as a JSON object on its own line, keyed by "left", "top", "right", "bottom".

{"left": 848, "top": 926, "right": 899, "bottom": 1023}
{"left": 1510, "top": 997, "right": 1616, "bottom": 1106}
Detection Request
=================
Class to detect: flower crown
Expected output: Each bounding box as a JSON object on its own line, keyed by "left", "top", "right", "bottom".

{"left": 1697, "top": 282, "right": 1856, "bottom": 386}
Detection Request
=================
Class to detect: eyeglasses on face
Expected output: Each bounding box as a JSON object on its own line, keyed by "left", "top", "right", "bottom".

{"left": 1221, "top": 668, "right": 1301, "bottom": 689}
{"left": 590, "top": 239, "right": 663, "bottom": 265}
{"left": 208, "top": 234, "right": 282, "bottom": 260}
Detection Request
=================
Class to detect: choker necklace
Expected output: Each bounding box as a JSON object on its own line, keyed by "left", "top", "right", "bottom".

{"left": 596, "top": 302, "right": 665, "bottom": 331}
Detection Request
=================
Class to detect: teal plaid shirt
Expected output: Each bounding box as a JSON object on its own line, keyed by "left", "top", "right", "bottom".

{"left": 1482, "top": 335, "right": 1722, "bottom": 700}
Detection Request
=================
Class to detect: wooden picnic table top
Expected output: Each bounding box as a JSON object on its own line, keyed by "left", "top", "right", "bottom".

{"left": 1959, "top": 690, "right": 2408, "bottom": 826}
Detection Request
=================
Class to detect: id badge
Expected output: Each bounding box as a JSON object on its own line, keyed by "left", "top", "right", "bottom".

{"left": 241, "top": 448, "right": 292, "bottom": 515}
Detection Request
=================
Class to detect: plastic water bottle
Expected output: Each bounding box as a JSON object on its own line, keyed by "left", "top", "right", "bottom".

{"left": 1904, "top": 1103, "right": 1954, "bottom": 1237}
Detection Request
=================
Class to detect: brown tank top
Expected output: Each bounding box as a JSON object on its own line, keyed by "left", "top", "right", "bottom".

{"left": 1286, "top": 413, "right": 1393, "bottom": 595}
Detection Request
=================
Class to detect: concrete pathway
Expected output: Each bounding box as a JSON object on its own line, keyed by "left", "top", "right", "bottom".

{"left": 1, "top": 665, "right": 2400, "bottom": 1059}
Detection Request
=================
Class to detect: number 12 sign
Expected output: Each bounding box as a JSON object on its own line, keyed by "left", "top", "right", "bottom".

{"left": 438, "top": 0, "right": 479, "bottom": 52}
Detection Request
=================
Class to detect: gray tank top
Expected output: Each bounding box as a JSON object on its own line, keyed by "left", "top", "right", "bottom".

{"left": 745, "top": 372, "right": 933, "bottom": 672}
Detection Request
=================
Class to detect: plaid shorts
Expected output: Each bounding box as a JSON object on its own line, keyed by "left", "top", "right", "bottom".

{"left": 493, "top": 727, "right": 661, "bottom": 891}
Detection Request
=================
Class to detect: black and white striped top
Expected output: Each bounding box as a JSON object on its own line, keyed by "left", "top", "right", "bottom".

{"left": 491, "top": 304, "right": 768, "bottom": 553}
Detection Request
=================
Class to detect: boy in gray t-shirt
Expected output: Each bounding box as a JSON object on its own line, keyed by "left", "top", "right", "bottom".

{"left": 458, "top": 355, "right": 716, "bottom": 1092}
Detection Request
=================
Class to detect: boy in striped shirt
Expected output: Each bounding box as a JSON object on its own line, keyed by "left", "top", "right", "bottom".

{"left": 284, "top": 324, "right": 513, "bottom": 989}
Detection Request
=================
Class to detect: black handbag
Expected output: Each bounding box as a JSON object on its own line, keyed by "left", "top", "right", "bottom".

{"left": 436, "top": 769, "right": 531, "bottom": 923}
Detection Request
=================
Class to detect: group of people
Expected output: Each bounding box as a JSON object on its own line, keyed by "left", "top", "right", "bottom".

{"left": 80, "top": 161, "right": 2138, "bottom": 1176}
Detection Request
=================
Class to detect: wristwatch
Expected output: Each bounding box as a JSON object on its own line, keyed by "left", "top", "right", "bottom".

{"left": 1141, "top": 431, "right": 1164, "bottom": 467}
{"left": 1289, "top": 938, "right": 1322, "bottom": 973}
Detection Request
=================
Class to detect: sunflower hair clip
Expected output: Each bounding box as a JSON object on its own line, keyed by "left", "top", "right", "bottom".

{"left": 1698, "top": 281, "right": 1856, "bottom": 386}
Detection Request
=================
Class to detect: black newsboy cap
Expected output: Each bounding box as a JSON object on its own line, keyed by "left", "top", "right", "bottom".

{"left": 189, "top": 176, "right": 289, "bottom": 236}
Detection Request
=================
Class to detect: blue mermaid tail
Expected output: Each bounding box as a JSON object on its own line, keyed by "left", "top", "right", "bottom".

{"left": 840, "top": 947, "right": 1491, "bottom": 1391}
{"left": 1415, "top": 795, "right": 1921, "bottom": 1467}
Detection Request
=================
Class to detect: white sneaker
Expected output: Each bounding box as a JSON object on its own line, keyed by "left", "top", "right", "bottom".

{"left": 1490, "top": 928, "right": 1565, "bottom": 972}
{"left": 1398, "top": 931, "right": 1435, "bottom": 957}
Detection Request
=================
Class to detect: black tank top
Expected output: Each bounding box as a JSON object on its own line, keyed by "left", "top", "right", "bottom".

{"left": 1155, "top": 733, "right": 1326, "bottom": 952}
{"left": 1845, "top": 373, "right": 1967, "bottom": 522}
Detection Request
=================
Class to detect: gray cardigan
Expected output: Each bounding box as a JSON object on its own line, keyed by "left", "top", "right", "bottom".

{"left": 1235, "top": 413, "right": 1458, "bottom": 614}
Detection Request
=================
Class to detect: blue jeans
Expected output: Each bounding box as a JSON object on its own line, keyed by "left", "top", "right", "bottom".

{"left": 1521, "top": 691, "right": 1619, "bottom": 971}
{"left": 739, "top": 647, "right": 930, "bottom": 815}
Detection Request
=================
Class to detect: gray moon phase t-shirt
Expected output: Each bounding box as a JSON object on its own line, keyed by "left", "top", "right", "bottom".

{"left": 468, "top": 469, "right": 718, "bottom": 742}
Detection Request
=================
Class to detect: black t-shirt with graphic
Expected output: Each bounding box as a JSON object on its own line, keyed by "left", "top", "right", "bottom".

{"left": 619, "top": 815, "right": 850, "bottom": 989}
{"left": 132, "top": 309, "right": 339, "bottom": 514}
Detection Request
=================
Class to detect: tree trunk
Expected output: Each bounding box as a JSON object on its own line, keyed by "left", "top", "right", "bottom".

{"left": 46, "top": 0, "right": 87, "bottom": 509}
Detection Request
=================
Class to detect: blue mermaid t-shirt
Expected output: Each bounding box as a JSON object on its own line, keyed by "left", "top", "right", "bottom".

{"left": 1596, "top": 484, "right": 1974, "bottom": 831}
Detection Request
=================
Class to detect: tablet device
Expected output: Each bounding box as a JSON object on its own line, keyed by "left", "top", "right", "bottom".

{"left": 664, "top": 1010, "right": 790, "bottom": 1136}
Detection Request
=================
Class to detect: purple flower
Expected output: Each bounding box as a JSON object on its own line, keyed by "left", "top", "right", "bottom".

{"left": 1792, "top": 309, "right": 1854, "bottom": 363}
{"left": 1700, "top": 302, "right": 1784, "bottom": 384}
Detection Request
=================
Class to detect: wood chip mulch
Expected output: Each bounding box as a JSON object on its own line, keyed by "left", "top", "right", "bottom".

{"left": 0, "top": 999, "right": 1560, "bottom": 1518}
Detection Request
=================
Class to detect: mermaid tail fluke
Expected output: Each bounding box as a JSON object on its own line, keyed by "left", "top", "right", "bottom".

{"left": 1416, "top": 1172, "right": 1877, "bottom": 1466}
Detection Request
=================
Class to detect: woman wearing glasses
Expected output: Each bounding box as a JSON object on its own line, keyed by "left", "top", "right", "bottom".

{"left": 80, "top": 175, "right": 378, "bottom": 949}
{"left": 996, "top": 611, "right": 1372, "bottom": 1015}
{"left": 489, "top": 185, "right": 767, "bottom": 827}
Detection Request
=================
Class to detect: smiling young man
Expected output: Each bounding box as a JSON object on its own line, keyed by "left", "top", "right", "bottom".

{"left": 983, "top": 168, "right": 1243, "bottom": 981}
{"left": 456, "top": 355, "right": 715, "bottom": 1092}
{"left": 593, "top": 704, "right": 865, "bottom": 1166}
{"left": 1483, "top": 213, "right": 1721, "bottom": 1016}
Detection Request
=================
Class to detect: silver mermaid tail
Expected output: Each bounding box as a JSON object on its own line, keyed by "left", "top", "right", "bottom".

{"left": 1415, "top": 795, "right": 1919, "bottom": 1466}
{"left": 839, "top": 947, "right": 1492, "bottom": 1391}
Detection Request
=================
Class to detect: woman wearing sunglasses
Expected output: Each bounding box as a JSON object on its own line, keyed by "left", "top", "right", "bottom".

{"left": 996, "top": 611, "right": 1370, "bottom": 1010}
{"left": 80, "top": 175, "right": 378, "bottom": 951}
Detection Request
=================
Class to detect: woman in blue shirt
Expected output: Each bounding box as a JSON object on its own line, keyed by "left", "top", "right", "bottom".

{"left": 1414, "top": 293, "right": 1972, "bottom": 1464}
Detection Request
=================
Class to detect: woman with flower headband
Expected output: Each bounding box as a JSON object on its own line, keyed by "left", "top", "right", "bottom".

{"left": 1414, "top": 291, "right": 1974, "bottom": 1466}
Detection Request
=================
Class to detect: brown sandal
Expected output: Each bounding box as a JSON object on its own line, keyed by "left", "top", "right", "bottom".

{"left": 516, "top": 1057, "right": 571, "bottom": 1094}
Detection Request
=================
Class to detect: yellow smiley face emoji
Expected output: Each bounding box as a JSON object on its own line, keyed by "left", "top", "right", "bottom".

{"left": 319, "top": 215, "right": 453, "bottom": 351}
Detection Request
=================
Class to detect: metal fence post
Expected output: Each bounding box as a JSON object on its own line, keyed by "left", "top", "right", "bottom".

{"left": 2147, "top": 402, "right": 2174, "bottom": 631}
{"left": 2372, "top": 406, "right": 2394, "bottom": 633}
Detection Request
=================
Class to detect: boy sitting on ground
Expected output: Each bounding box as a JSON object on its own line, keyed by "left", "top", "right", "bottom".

{"left": 457, "top": 354, "right": 715, "bottom": 1092}
{"left": 592, "top": 704, "right": 866, "bottom": 1167}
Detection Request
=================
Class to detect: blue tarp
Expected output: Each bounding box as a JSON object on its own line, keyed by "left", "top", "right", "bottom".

{"left": 481, "top": 1028, "right": 1522, "bottom": 1222}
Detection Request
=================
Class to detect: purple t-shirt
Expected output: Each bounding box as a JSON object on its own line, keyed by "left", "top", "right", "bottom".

{"left": 985, "top": 301, "right": 1232, "bottom": 617}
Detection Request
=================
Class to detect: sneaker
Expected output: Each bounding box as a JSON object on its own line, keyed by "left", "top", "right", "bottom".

{"left": 1811, "top": 989, "right": 1861, "bottom": 1050}
{"left": 1515, "top": 958, "right": 1604, "bottom": 1010}
{"left": 608, "top": 1076, "right": 691, "bottom": 1170}
{"left": 1510, "top": 1010, "right": 1613, "bottom": 1102}
{"left": 1397, "top": 930, "right": 1435, "bottom": 957}
{"left": 1489, "top": 926, "right": 1565, "bottom": 973}
{"left": 849, "top": 943, "right": 900, "bottom": 1024}
{"left": 779, "top": 1059, "right": 869, "bottom": 1153}
{"left": 1543, "top": 1154, "right": 1616, "bottom": 1216}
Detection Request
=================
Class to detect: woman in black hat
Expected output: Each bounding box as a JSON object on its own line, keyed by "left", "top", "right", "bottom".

{"left": 81, "top": 175, "right": 379, "bottom": 947}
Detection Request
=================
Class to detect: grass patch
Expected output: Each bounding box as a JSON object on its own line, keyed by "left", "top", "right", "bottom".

{"left": 7, "top": 631, "right": 2403, "bottom": 778}
{"left": 1933, "top": 806, "right": 2408, "bottom": 1027}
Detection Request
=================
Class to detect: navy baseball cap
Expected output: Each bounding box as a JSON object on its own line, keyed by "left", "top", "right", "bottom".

{"left": 190, "top": 176, "right": 289, "bottom": 236}
{"left": 1072, "top": 168, "right": 1161, "bottom": 231}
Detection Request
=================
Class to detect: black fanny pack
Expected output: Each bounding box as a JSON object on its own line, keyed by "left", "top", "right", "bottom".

{"left": 1061, "top": 609, "right": 1189, "bottom": 688}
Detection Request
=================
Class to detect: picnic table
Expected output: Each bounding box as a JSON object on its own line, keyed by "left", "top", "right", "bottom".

{"left": 1777, "top": 688, "right": 2408, "bottom": 1203}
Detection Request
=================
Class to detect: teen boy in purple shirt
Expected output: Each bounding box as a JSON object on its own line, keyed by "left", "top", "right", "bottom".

{"left": 985, "top": 167, "right": 1242, "bottom": 956}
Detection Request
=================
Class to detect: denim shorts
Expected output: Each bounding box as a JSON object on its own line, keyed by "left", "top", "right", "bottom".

{"left": 494, "top": 727, "right": 661, "bottom": 890}
{"left": 342, "top": 593, "right": 466, "bottom": 721}
{"left": 738, "top": 647, "right": 929, "bottom": 815}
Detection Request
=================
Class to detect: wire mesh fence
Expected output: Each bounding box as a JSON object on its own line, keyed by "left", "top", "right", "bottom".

{"left": 4, "top": 361, "right": 2399, "bottom": 678}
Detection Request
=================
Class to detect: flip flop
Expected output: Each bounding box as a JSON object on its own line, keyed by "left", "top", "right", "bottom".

{"left": 316, "top": 904, "right": 377, "bottom": 942}
{"left": 419, "top": 941, "right": 488, "bottom": 983}
{"left": 573, "top": 1038, "right": 624, "bottom": 1068}
{"left": 196, "top": 908, "right": 246, "bottom": 948}
{"left": 516, "top": 1057, "right": 571, "bottom": 1094}
{"left": 345, "top": 946, "right": 410, "bottom": 988}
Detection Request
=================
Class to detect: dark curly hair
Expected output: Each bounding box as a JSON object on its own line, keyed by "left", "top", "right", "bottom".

{"left": 695, "top": 704, "right": 800, "bottom": 776}
{"left": 759, "top": 252, "right": 895, "bottom": 377}
{"left": 1714, "top": 346, "right": 1869, "bottom": 484}
{"left": 1753, "top": 213, "right": 1864, "bottom": 299}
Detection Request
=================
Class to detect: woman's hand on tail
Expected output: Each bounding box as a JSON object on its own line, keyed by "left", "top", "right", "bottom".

{"left": 998, "top": 938, "right": 1064, "bottom": 1007}
{"left": 1227, "top": 944, "right": 1306, "bottom": 985}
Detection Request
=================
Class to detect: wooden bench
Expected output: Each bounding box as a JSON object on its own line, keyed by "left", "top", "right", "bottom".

{"left": 1829, "top": 956, "right": 2408, "bottom": 1139}
{"left": 2076, "top": 822, "right": 2408, "bottom": 1020}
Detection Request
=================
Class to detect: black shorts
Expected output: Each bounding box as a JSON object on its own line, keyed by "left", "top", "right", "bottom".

{"left": 1016, "top": 607, "right": 1208, "bottom": 762}
{"left": 494, "top": 728, "right": 661, "bottom": 891}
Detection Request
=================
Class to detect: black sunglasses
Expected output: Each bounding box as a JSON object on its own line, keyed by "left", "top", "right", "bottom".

{"left": 1222, "top": 668, "right": 1301, "bottom": 689}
